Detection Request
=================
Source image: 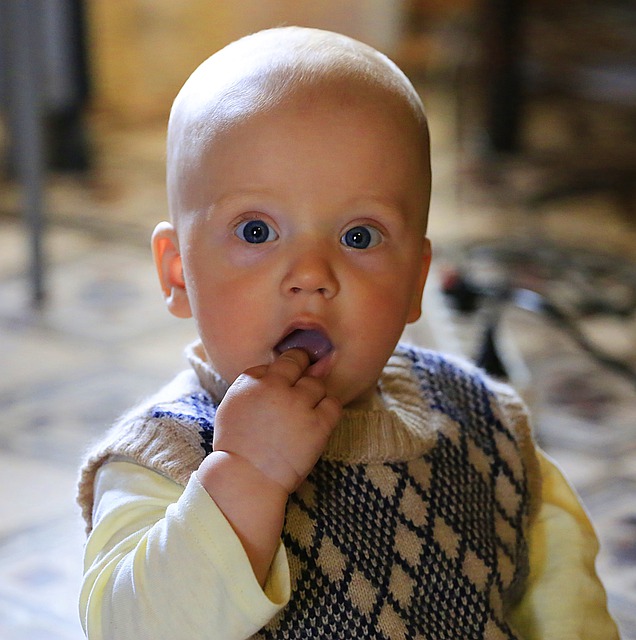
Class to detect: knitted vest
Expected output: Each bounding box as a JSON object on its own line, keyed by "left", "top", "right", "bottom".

{"left": 78, "top": 343, "right": 541, "bottom": 640}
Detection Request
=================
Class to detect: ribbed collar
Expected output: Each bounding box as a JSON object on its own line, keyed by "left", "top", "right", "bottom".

{"left": 186, "top": 341, "right": 442, "bottom": 465}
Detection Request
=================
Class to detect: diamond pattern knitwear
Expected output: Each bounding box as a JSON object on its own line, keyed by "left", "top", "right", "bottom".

{"left": 78, "top": 342, "right": 542, "bottom": 639}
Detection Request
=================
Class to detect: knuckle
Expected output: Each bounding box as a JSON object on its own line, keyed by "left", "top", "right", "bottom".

{"left": 298, "top": 376, "right": 324, "bottom": 393}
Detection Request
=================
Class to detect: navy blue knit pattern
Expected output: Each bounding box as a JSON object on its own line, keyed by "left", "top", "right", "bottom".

{"left": 152, "top": 391, "right": 218, "bottom": 455}
{"left": 148, "top": 346, "right": 532, "bottom": 639}
{"left": 256, "top": 346, "right": 530, "bottom": 639}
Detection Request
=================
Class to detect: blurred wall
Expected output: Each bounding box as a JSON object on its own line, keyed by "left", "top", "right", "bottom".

{"left": 86, "top": 0, "right": 405, "bottom": 123}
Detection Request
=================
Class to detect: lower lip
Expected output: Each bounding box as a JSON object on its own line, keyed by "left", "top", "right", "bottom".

{"left": 306, "top": 349, "right": 335, "bottom": 378}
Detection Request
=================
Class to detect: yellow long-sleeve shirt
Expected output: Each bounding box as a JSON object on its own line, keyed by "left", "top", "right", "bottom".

{"left": 78, "top": 344, "right": 619, "bottom": 639}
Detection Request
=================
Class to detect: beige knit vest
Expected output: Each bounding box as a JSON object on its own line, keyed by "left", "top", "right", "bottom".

{"left": 78, "top": 342, "right": 541, "bottom": 639}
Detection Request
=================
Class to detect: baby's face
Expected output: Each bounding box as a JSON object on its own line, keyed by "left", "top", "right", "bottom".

{"left": 163, "top": 91, "right": 431, "bottom": 408}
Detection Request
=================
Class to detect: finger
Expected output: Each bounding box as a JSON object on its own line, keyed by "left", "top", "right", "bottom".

{"left": 316, "top": 395, "right": 342, "bottom": 430}
{"left": 294, "top": 375, "right": 328, "bottom": 406}
{"left": 241, "top": 364, "right": 269, "bottom": 380}
{"left": 269, "top": 348, "right": 311, "bottom": 384}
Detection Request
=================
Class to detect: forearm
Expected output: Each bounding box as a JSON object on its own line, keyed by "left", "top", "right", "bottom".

{"left": 197, "top": 451, "right": 289, "bottom": 586}
{"left": 204, "top": 348, "right": 340, "bottom": 585}
{"left": 81, "top": 462, "right": 289, "bottom": 639}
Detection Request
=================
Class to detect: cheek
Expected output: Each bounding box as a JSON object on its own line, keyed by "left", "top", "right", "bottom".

{"left": 345, "top": 284, "right": 409, "bottom": 363}
{"left": 360, "top": 305, "right": 407, "bottom": 360}
{"left": 193, "top": 280, "right": 257, "bottom": 340}
{"left": 345, "top": 268, "right": 421, "bottom": 366}
{"left": 351, "top": 264, "right": 418, "bottom": 324}
{"left": 184, "top": 266, "right": 242, "bottom": 345}
{"left": 186, "top": 261, "right": 273, "bottom": 350}
{"left": 187, "top": 249, "right": 256, "bottom": 310}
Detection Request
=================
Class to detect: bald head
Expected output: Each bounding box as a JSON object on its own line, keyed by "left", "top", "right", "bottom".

{"left": 166, "top": 26, "right": 429, "bottom": 218}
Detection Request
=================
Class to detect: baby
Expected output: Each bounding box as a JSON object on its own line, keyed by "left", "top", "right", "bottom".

{"left": 78, "top": 26, "right": 618, "bottom": 639}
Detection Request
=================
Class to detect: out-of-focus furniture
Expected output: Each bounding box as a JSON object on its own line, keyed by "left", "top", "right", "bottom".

{"left": 475, "top": 0, "right": 636, "bottom": 218}
{"left": 1, "top": 2, "right": 47, "bottom": 304}
{"left": 444, "top": 0, "right": 636, "bottom": 383}
{"left": 0, "top": 0, "right": 90, "bottom": 306}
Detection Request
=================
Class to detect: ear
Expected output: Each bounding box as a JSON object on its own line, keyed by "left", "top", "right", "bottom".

{"left": 151, "top": 221, "right": 192, "bottom": 319}
{"left": 406, "top": 238, "right": 432, "bottom": 324}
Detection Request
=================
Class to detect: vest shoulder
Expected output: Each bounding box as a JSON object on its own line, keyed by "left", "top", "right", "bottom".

{"left": 78, "top": 369, "right": 215, "bottom": 528}
{"left": 396, "top": 343, "right": 524, "bottom": 402}
{"left": 394, "top": 343, "right": 532, "bottom": 441}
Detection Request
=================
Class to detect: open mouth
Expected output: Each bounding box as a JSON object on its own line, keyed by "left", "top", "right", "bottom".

{"left": 274, "top": 328, "right": 334, "bottom": 365}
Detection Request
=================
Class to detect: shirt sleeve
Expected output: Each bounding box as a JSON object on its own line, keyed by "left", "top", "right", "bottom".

{"left": 80, "top": 460, "right": 290, "bottom": 640}
{"left": 509, "top": 450, "right": 620, "bottom": 639}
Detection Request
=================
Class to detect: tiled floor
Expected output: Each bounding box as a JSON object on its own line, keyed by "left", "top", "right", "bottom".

{"left": 1, "top": 89, "right": 635, "bottom": 638}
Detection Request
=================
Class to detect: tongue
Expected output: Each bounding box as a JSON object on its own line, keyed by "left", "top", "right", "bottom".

{"left": 275, "top": 329, "right": 333, "bottom": 364}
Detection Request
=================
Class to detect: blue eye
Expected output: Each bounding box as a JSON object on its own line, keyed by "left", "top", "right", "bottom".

{"left": 235, "top": 219, "right": 278, "bottom": 244}
{"left": 341, "top": 225, "right": 382, "bottom": 249}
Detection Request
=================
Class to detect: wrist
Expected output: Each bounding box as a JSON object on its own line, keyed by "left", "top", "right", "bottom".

{"left": 198, "top": 451, "right": 291, "bottom": 502}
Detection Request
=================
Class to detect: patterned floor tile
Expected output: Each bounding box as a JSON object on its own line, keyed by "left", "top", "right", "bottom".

{"left": 584, "top": 479, "right": 636, "bottom": 640}
{"left": 0, "top": 366, "right": 172, "bottom": 467}
{"left": 0, "top": 245, "right": 176, "bottom": 345}
{"left": 0, "top": 517, "right": 85, "bottom": 640}
{"left": 0, "top": 452, "right": 77, "bottom": 537}
{"left": 0, "top": 322, "right": 101, "bottom": 400}
{"left": 117, "top": 319, "right": 199, "bottom": 380}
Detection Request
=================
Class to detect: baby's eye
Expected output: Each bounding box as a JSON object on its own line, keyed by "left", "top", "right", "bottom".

{"left": 341, "top": 225, "right": 382, "bottom": 249}
{"left": 235, "top": 219, "right": 278, "bottom": 244}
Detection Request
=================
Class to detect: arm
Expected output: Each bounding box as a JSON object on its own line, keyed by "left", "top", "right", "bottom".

{"left": 509, "top": 451, "right": 620, "bottom": 639}
{"left": 200, "top": 348, "right": 341, "bottom": 584}
{"left": 80, "top": 461, "right": 289, "bottom": 640}
{"left": 80, "top": 349, "right": 340, "bottom": 639}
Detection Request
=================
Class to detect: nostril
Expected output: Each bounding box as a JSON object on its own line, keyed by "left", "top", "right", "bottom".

{"left": 289, "top": 286, "right": 328, "bottom": 295}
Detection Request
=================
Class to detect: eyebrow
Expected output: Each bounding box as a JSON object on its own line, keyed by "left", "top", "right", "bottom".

{"left": 203, "top": 186, "right": 421, "bottom": 231}
{"left": 200, "top": 189, "right": 278, "bottom": 220}
{"left": 207, "top": 188, "right": 279, "bottom": 209}
{"left": 341, "top": 194, "right": 414, "bottom": 221}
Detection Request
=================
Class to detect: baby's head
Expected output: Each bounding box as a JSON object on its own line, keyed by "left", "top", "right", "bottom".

{"left": 153, "top": 26, "right": 432, "bottom": 408}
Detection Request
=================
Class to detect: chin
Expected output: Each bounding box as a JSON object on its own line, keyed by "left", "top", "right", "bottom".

{"left": 337, "top": 384, "right": 379, "bottom": 410}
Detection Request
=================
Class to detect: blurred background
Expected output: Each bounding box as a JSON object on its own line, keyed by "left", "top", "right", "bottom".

{"left": 0, "top": 1, "right": 635, "bottom": 637}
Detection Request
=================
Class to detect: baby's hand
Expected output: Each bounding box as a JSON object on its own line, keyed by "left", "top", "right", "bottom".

{"left": 212, "top": 349, "right": 342, "bottom": 494}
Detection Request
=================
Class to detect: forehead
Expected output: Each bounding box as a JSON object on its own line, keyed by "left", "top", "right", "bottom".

{"left": 167, "top": 28, "right": 429, "bottom": 214}
{"left": 208, "top": 90, "right": 426, "bottom": 183}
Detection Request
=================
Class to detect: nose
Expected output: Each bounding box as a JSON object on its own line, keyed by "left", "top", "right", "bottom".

{"left": 282, "top": 249, "right": 339, "bottom": 299}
